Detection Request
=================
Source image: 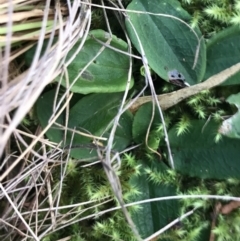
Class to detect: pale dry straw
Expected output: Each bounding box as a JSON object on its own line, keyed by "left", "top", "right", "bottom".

{"left": 0, "top": 0, "right": 91, "bottom": 240}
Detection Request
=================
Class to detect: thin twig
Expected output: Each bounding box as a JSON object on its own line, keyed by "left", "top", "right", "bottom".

{"left": 130, "top": 62, "right": 240, "bottom": 112}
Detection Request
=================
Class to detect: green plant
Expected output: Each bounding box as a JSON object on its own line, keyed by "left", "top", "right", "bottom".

{"left": 3, "top": 0, "right": 240, "bottom": 240}
{"left": 180, "top": 0, "right": 240, "bottom": 36}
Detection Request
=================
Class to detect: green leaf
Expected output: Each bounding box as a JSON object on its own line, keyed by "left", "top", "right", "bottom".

{"left": 36, "top": 89, "right": 65, "bottom": 142}
{"left": 36, "top": 89, "right": 127, "bottom": 159}
{"left": 146, "top": 130, "right": 161, "bottom": 152}
{"left": 56, "top": 29, "right": 134, "bottom": 94}
{"left": 68, "top": 92, "right": 122, "bottom": 137}
{"left": 219, "top": 93, "right": 240, "bottom": 139}
{"left": 204, "top": 26, "right": 240, "bottom": 86}
{"left": 168, "top": 119, "right": 240, "bottom": 179}
{"left": 132, "top": 103, "right": 160, "bottom": 143}
{"left": 126, "top": 0, "right": 206, "bottom": 86}
{"left": 24, "top": 38, "right": 58, "bottom": 67}
{"left": 130, "top": 161, "right": 179, "bottom": 239}
{"left": 104, "top": 110, "right": 133, "bottom": 151}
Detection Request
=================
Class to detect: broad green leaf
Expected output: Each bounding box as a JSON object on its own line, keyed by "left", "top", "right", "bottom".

{"left": 36, "top": 89, "right": 127, "bottom": 159}
{"left": 56, "top": 29, "right": 134, "bottom": 94}
{"left": 36, "top": 89, "right": 99, "bottom": 159}
{"left": 24, "top": 38, "right": 58, "bottom": 67}
{"left": 126, "top": 0, "right": 206, "bottom": 86}
{"left": 130, "top": 161, "right": 179, "bottom": 239}
{"left": 36, "top": 89, "right": 65, "bottom": 142}
{"left": 68, "top": 92, "right": 122, "bottom": 137}
{"left": 168, "top": 120, "right": 240, "bottom": 179}
{"left": 65, "top": 93, "right": 124, "bottom": 159}
{"left": 219, "top": 93, "right": 240, "bottom": 139}
{"left": 146, "top": 130, "right": 161, "bottom": 152}
{"left": 132, "top": 103, "right": 160, "bottom": 143}
{"left": 104, "top": 110, "right": 133, "bottom": 151}
{"left": 204, "top": 26, "right": 240, "bottom": 86}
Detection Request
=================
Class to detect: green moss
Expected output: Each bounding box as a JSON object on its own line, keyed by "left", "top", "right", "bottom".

{"left": 180, "top": 0, "right": 240, "bottom": 36}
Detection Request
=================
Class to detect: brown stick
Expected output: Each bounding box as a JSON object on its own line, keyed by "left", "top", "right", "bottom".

{"left": 130, "top": 63, "right": 240, "bottom": 112}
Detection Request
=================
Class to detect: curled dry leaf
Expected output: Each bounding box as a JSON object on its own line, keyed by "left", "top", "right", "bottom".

{"left": 220, "top": 200, "right": 240, "bottom": 215}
